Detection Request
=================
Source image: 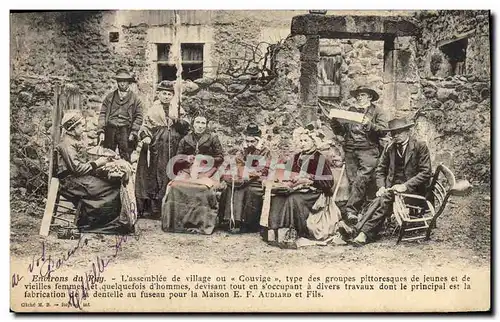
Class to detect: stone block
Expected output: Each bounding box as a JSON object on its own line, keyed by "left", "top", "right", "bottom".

{"left": 299, "top": 60, "right": 318, "bottom": 106}
{"left": 423, "top": 86, "right": 437, "bottom": 98}
{"left": 349, "top": 16, "right": 384, "bottom": 34}
{"left": 395, "top": 50, "right": 418, "bottom": 82}
{"left": 342, "top": 44, "right": 353, "bottom": 55}
{"left": 442, "top": 99, "right": 457, "bottom": 110}
{"left": 348, "top": 63, "right": 363, "bottom": 74}
{"left": 360, "top": 48, "right": 373, "bottom": 59}
{"left": 291, "top": 14, "right": 346, "bottom": 36}
{"left": 394, "top": 36, "right": 412, "bottom": 50}
{"left": 383, "top": 20, "right": 419, "bottom": 36}
{"left": 300, "top": 36, "right": 319, "bottom": 62}
{"left": 436, "top": 88, "right": 459, "bottom": 102}
{"left": 208, "top": 83, "right": 226, "bottom": 93}
{"left": 319, "top": 46, "right": 341, "bottom": 56}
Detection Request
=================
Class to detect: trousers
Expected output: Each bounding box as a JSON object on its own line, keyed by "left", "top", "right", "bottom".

{"left": 344, "top": 147, "right": 379, "bottom": 217}
{"left": 103, "top": 125, "right": 136, "bottom": 162}
{"left": 355, "top": 192, "right": 394, "bottom": 241}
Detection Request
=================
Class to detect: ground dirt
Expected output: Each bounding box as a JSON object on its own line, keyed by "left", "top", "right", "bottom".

{"left": 10, "top": 184, "right": 490, "bottom": 273}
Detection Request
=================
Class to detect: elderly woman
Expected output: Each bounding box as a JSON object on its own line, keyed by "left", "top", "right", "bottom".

{"left": 161, "top": 113, "right": 224, "bottom": 235}
{"left": 56, "top": 110, "right": 133, "bottom": 234}
{"left": 264, "top": 127, "right": 334, "bottom": 246}
{"left": 218, "top": 123, "right": 271, "bottom": 233}
{"left": 135, "top": 81, "right": 190, "bottom": 218}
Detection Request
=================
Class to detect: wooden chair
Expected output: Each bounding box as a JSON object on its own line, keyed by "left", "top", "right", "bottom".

{"left": 39, "top": 150, "right": 79, "bottom": 236}
{"left": 392, "top": 164, "right": 472, "bottom": 243}
{"left": 40, "top": 83, "right": 82, "bottom": 236}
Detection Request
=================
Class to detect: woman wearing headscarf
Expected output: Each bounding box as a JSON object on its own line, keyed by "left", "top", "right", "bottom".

{"left": 218, "top": 123, "right": 271, "bottom": 233}
{"left": 265, "top": 126, "right": 334, "bottom": 245}
{"left": 56, "top": 110, "right": 133, "bottom": 234}
{"left": 135, "top": 81, "right": 190, "bottom": 218}
{"left": 161, "top": 113, "right": 224, "bottom": 235}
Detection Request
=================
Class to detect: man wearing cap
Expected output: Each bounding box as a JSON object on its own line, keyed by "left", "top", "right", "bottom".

{"left": 325, "top": 86, "right": 388, "bottom": 225}
{"left": 97, "top": 68, "right": 144, "bottom": 162}
{"left": 342, "top": 117, "right": 432, "bottom": 245}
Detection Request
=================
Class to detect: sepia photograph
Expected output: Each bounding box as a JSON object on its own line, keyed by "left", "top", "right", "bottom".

{"left": 9, "top": 7, "right": 491, "bottom": 313}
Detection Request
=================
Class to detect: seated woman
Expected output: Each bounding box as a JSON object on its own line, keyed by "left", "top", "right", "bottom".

{"left": 161, "top": 113, "right": 224, "bottom": 235}
{"left": 264, "top": 127, "right": 334, "bottom": 246}
{"left": 218, "top": 123, "right": 271, "bottom": 233}
{"left": 56, "top": 110, "right": 135, "bottom": 234}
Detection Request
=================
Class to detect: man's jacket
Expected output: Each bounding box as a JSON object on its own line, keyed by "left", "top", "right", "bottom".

{"left": 97, "top": 89, "right": 144, "bottom": 137}
{"left": 375, "top": 137, "right": 432, "bottom": 196}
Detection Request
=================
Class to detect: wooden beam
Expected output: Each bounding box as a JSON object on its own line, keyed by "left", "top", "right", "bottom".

{"left": 47, "top": 84, "right": 60, "bottom": 187}
{"left": 39, "top": 178, "right": 60, "bottom": 236}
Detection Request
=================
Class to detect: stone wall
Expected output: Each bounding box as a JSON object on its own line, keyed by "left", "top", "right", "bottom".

{"left": 319, "top": 38, "right": 385, "bottom": 105}
{"left": 412, "top": 10, "right": 490, "bottom": 184}
{"left": 182, "top": 34, "right": 309, "bottom": 159}
{"left": 413, "top": 77, "right": 490, "bottom": 184}
{"left": 10, "top": 12, "right": 71, "bottom": 193}
{"left": 415, "top": 10, "right": 490, "bottom": 80}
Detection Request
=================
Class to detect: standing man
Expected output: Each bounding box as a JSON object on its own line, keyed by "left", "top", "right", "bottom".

{"left": 322, "top": 86, "right": 388, "bottom": 225}
{"left": 97, "top": 68, "right": 144, "bottom": 162}
{"left": 345, "top": 117, "right": 432, "bottom": 245}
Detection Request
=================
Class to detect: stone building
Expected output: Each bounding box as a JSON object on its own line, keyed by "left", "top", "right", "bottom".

{"left": 9, "top": 10, "right": 490, "bottom": 194}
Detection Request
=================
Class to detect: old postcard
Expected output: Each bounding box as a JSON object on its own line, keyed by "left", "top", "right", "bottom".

{"left": 10, "top": 9, "right": 491, "bottom": 312}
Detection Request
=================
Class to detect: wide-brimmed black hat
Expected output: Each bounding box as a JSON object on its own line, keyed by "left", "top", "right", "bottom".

{"left": 157, "top": 80, "right": 175, "bottom": 92}
{"left": 244, "top": 123, "right": 262, "bottom": 137}
{"left": 382, "top": 117, "right": 415, "bottom": 132}
{"left": 114, "top": 68, "right": 135, "bottom": 82}
{"left": 350, "top": 86, "right": 379, "bottom": 101}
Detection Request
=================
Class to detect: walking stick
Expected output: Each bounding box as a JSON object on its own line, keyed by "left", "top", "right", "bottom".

{"left": 230, "top": 176, "right": 235, "bottom": 230}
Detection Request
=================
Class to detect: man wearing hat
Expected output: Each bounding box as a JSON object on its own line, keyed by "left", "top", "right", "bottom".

{"left": 325, "top": 86, "right": 388, "bottom": 225}
{"left": 340, "top": 117, "right": 432, "bottom": 245}
{"left": 97, "top": 68, "right": 144, "bottom": 162}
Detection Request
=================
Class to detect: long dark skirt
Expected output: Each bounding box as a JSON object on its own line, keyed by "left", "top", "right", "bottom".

{"left": 266, "top": 190, "right": 321, "bottom": 238}
{"left": 161, "top": 181, "right": 218, "bottom": 235}
{"left": 218, "top": 181, "right": 264, "bottom": 232}
{"left": 60, "top": 175, "right": 130, "bottom": 234}
{"left": 135, "top": 127, "right": 184, "bottom": 217}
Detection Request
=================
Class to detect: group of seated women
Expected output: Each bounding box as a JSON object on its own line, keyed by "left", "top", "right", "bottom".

{"left": 56, "top": 108, "right": 342, "bottom": 247}
{"left": 157, "top": 114, "right": 341, "bottom": 247}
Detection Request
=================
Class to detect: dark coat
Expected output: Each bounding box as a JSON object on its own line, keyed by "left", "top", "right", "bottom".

{"left": 135, "top": 119, "right": 190, "bottom": 201}
{"left": 176, "top": 132, "right": 225, "bottom": 175}
{"left": 291, "top": 150, "right": 335, "bottom": 195}
{"left": 375, "top": 137, "right": 432, "bottom": 196}
{"left": 97, "top": 90, "right": 144, "bottom": 136}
